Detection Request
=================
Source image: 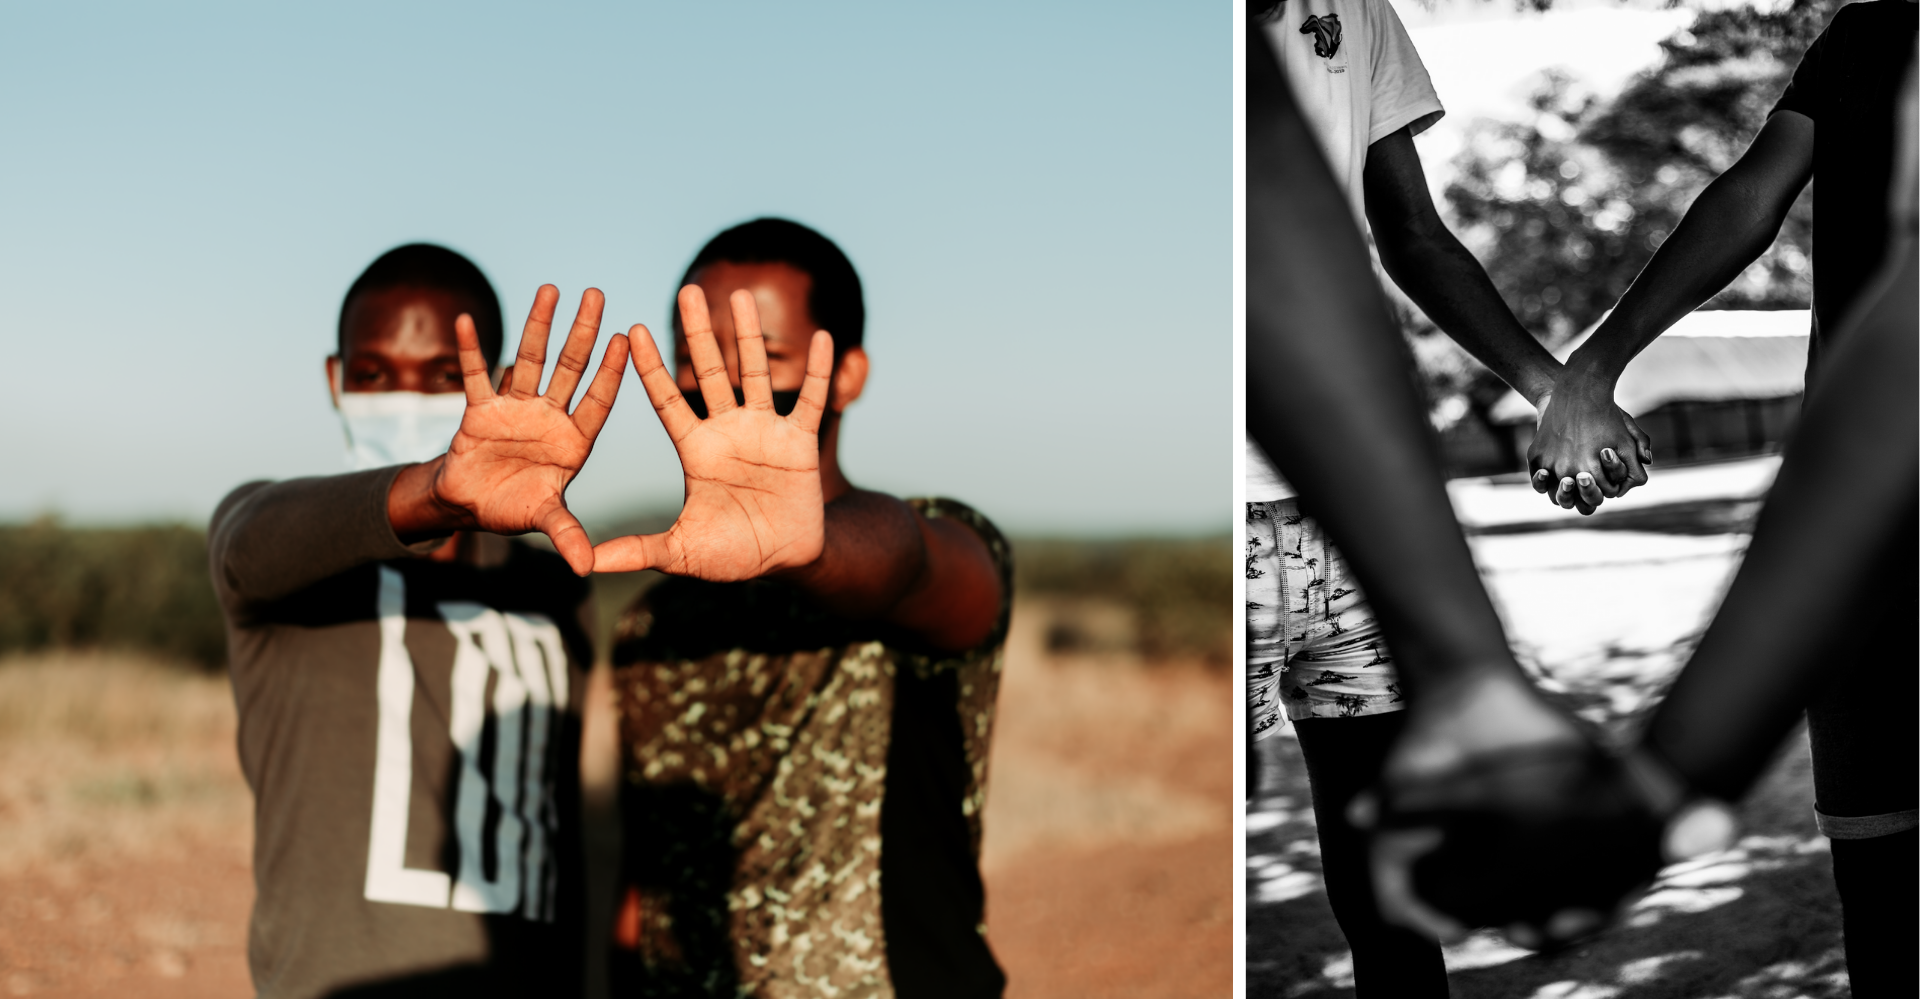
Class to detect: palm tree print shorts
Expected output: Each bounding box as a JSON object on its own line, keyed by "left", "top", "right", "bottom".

{"left": 1248, "top": 498, "right": 1404, "bottom": 739}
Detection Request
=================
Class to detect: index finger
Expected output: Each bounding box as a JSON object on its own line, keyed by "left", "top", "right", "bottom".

{"left": 785, "top": 330, "right": 834, "bottom": 435}
{"left": 455, "top": 314, "right": 495, "bottom": 403}
{"left": 570, "top": 332, "right": 629, "bottom": 441}
{"left": 628, "top": 324, "right": 700, "bottom": 442}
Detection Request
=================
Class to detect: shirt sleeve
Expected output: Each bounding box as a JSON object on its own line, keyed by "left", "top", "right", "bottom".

{"left": 1366, "top": 0, "right": 1445, "bottom": 144}
{"left": 207, "top": 465, "right": 443, "bottom": 620}
{"left": 1771, "top": 13, "right": 1830, "bottom": 121}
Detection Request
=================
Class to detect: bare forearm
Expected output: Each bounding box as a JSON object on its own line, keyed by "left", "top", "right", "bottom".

{"left": 1377, "top": 224, "right": 1560, "bottom": 404}
{"left": 1645, "top": 241, "right": 1917, "bottom": 801}
{"left": 1364, "top": 129, "right": 1560, "bottom": 405}
{"left": 778, "top": 490, "right": 927, "bottom": 619}
{"left": 778, "top": 491, "right": 1001, "bottom": 651}
{"left": 1572, "top": 121, "right": 1810, "bottom": 381}
{"left": 1250, "top": 40, "right": 1519, "bottom": 697}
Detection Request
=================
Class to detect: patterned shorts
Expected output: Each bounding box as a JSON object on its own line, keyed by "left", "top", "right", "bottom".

{"left": 1247, "top": 498, "right": 1404, "bottom": 739}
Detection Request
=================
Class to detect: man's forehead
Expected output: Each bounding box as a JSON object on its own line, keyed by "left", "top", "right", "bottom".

{"left": 345, "top": 288, "right": 465, "bottom": 353}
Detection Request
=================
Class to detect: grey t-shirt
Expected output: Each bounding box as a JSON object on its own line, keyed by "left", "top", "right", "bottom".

{"left": 210, "top": 467, "right": 590, "bottom": 999}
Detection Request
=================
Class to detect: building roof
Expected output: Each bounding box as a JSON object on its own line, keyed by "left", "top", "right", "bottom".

{"left": 1489, "top": 309, "right": 1810, "bottom": 425}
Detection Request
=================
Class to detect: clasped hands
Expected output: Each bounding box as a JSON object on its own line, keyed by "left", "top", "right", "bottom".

{"left": 1355, "top": 671, "right": 1688, "bottom": 953}
{"left": 390, "top": 282, "right": 835, "bottom": 578}
{"left": 1526, "top": 361, "right": 1655, "bottom": 516}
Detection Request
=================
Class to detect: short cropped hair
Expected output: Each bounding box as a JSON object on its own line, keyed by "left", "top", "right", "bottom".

{"left": 339, "top": 244, "right": 504, "bottom": 368}
{"left": 674, "top": 219, "right": 865, "bottom": 357}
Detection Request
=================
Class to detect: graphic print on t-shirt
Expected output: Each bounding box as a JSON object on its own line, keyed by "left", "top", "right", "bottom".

{"left": 362, "top": 565, "right": 570, "bottom": 920}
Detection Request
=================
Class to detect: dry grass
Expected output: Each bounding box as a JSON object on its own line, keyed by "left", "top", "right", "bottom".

{"left": 0, "top": 650, "right": 250, "bottom": 877}
{"left": 0, "top": 610, "right": 1233, "bottom": 999}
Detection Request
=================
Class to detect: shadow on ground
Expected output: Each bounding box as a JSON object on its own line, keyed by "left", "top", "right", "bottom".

{"left": 1248, "top": 731, "right": 1847, "bottom": 999}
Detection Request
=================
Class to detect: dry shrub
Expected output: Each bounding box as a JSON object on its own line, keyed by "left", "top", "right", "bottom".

{"left": 0, "top": 651, "right": 232, "bottom": 745}
{"left": 0, "top": 519, "right": 227, "bottom": 668}
{"left": 1013, "top": 536, "right": 1230, "bottom": 664}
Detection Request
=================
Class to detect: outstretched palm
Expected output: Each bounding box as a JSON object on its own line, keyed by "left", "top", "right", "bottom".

{"left": 429, "top": 286, "right": 629, "bottom": 574}
{"left": 591, "top": 286, "right": 834, "bottom": 579}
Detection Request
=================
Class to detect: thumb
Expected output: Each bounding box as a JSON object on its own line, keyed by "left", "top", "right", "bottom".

{"left": 538, "top": 505, "right": 595, "bottom": 576}
{"left": 591, "top": 533, "right": 677, "bottom": 575}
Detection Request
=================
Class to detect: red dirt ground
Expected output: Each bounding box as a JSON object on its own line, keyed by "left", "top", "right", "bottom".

{"left": 0, "top": 636, "right": 1232, "bottom": 999}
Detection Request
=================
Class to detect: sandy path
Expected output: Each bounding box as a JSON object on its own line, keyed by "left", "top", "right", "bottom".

{"left": 983, "top": 605, "right": 1233, "bottom": 998}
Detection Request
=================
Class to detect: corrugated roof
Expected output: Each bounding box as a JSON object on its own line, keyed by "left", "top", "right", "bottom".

{"left": 1489, "top": 309, "right": 1810, "bottom": 424}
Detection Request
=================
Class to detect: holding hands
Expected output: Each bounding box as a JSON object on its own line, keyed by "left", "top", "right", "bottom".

{"left": 1354, "top": 671, "right": 1655, "bottom": 946}
{"left": 1526, "top": 353, "right": 1655, "bottom": 516}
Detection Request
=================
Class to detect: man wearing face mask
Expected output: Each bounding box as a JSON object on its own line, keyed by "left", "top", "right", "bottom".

{"left": 208, "top": 244, "right": 632, "bottom": 998}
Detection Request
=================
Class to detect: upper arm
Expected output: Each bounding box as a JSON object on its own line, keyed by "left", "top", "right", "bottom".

{"left": 894, "top": 513, "right": 1003, "bottom": 653}
{"left": 206, "top": 480, "right": 275, "bottom": 614}
{"left": 1725, "top": 111, "right": 1816, "bottom": 216}
{"left": 1361, "top": 127, "right": 1441, "bottom": 237}
{"left": 876, "top": 499, "right": 1008, "bottom": 656}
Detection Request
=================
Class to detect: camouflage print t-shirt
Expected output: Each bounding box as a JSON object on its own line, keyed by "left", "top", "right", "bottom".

{"left": 611, "top": 498, "right": 1012, "bottom": 999}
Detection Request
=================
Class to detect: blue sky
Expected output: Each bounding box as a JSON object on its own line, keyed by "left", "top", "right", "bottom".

{"left": 0, "top": 2, "right": 1228, "bottom": 535}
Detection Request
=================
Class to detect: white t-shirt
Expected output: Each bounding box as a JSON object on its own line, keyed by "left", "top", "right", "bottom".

{"left": 1248, "top": 0, "right": 1445, "bottom": 502}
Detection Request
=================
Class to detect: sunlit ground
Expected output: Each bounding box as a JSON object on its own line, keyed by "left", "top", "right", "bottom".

{"left": 0, "top": 597, "right": 1231, "bottom": 999}
{"left": 1247, "top": 519, "right": 1852, "bottom": 998}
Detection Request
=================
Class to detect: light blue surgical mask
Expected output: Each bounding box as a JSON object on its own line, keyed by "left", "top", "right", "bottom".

{"left": 335, "top": 387, "right": 467, "bottom": 471}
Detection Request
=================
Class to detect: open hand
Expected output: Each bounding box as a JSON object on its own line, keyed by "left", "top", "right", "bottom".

{"left": 1527, "top": 370, "right": 1654, "bottom": 515}
{"left": 408, "top": 286, "right": 630, "bottom": 576}
{"left": 591, "top": 286, "right": 835, "bottom": 579}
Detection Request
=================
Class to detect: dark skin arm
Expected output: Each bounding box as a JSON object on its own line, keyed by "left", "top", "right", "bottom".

{"left": 1366, "top": 129, "right": 1654, "bottom": 514}
{"left": 1388, "top": 67, "right": 1915, "bottom": 944}
{"left": 1645, "top": 234, "right": 1917, "bottom": 800}
{"left": 592, "top": 288, "right": 1002, "bottom": 653}
{"left": 1248, "top": 21, "right": 1583, "bottom": 780}
{"left": 1365, "top": 128, "right": 1563, "bottom": 406}
{"left": 1385, "top": 219, "right": 1918, "bottom": 950}
{"left": 1533, "top": 112, "right": 1815, "bottom": 503}
{"left": 779, "top": 491, "right": 1002, "bottom": 653}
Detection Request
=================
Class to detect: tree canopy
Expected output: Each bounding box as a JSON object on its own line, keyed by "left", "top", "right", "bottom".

{"left": 1404, "top": 0, "right": 1839, "bottom": 445}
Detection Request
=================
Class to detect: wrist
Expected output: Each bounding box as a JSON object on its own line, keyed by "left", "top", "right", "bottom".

{"left": 388, "top": 457, "right": 468, "bottom": 541}
{"left": 1562, "top": 330, "right": 1633, "bottom": 388}
{"left": 1521, "top": 374, "right": 1558, "bottom": 410}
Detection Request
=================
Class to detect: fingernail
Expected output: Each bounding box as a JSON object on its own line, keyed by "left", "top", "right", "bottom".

{"left": 1577, "top": 473, "right": 1592, "bottom": 485}
{"left": 1601, "top": 448, "right": 1617, "bottom": 462}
